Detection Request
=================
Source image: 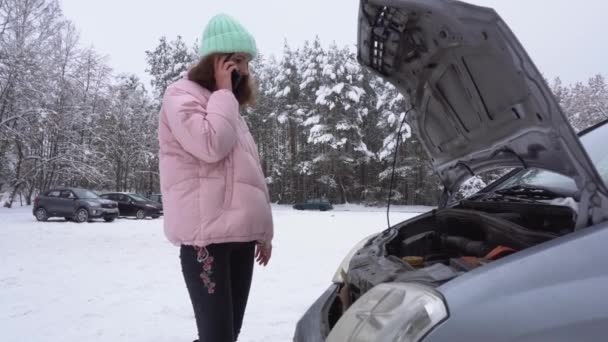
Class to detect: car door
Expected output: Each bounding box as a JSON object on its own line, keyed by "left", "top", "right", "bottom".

{"left": 113, "top": 194, "right": 126, "bottom": 216}
{"left": 44, "top": 190, "right": 61, "bottom": 214}
{"left": 58, "top": 190, "right": 77, "bottom": 216}
{"left": 117, "top": 194, "right": 134, "bottom": 216}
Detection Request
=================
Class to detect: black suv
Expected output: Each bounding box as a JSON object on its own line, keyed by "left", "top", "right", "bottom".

{"left": 33, "top": 188, "right": 119, "bottom": 223}
{"left": 99, "top": 193, "right": 163, "bottom": 219}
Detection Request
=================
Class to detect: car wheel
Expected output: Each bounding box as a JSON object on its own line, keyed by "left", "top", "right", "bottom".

{"left": 103, "top": 217, "right": 115, "bottom": 222}
{"left": 135, "top": 209, "right": 146, "bottom": 220}
{"left": 151, "top": 215, "right": 159, "bottom": 219}
{"left": 74, "top": 208, "right": 89, "bottom": 223}
{"left": 35, "top": 208, "right": 48, "bottom": 222}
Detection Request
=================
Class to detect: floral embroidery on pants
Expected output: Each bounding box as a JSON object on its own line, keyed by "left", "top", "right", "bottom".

{"left": 195, "top": 246, "right": 216, "bottom": 294}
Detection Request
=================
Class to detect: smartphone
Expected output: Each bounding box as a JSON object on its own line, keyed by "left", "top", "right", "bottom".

{"left": 231, "top": 69, "right": 242, "bottom": 92}
{"left": 225, "top": 53, "right": 242, "bottom": 92}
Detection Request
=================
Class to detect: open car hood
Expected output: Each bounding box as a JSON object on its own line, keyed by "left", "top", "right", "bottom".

{"left": 357, "top": 0, "right": 608, "bottom": 227}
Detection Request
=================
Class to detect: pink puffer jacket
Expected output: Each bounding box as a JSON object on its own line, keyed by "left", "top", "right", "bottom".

{"left": 158, "top": 77, "right": 273, "bottom": 247}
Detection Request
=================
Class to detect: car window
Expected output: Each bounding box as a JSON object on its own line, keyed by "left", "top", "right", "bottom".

{"left": 48, "top": 190, "right": 61, "bottom": 198}
{"left": 72, "top": 189, "right": 99, "bottom": 199}
{"left": 60, "top": 190, "right": 75, "bottom": 199}
{"left": 117, "top": 195, "right": 128, "bottom": 202}
{"left": 497, "top": 122, "right": 608, "bottom": 192}
{"left": 129, "top": 194, "right": 149, "bottom": 202}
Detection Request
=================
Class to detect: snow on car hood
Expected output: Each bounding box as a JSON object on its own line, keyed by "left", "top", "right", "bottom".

{"left": 356, "top": 0, "right": 608, "bottom": 225}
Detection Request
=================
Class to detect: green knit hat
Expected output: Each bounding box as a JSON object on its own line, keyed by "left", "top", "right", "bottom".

{"left": 199, "top": 14, "right": 257, "bottom": 58}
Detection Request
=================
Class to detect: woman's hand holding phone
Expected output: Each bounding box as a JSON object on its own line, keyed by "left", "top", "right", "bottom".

{"left": 214, "top": 55, "right": 237, "bottom": 91}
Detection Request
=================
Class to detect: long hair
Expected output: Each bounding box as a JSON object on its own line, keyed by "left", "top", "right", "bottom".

{"left": 187, "top": 53, "right": 256, "bottom": 107}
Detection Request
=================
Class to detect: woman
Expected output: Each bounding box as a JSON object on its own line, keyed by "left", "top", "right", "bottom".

{"left": 158, "top": 13, "right": 273, "bottom": 342}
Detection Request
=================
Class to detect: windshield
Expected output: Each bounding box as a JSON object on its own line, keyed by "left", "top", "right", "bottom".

{"left": 73, "top": 189, "right": 100, "bottom": 199}
{"left": 497, "top": 122, "right": 608, "bottom": 192}
{"left": 129, "top": 194, "right": 150, "bottom": 202}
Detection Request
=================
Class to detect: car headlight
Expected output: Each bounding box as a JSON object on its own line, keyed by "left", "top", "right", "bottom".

{"left": 326, "top": 283, "right": 448, "bottom": 342}
{"left": 332, "top": 233, "right": 379, "bottom": 283}
{"left": 145, "top": 204, "right": 156, "bottom": 208}
{"left": 86, "top": 201, "right": 101, "bottom": 207}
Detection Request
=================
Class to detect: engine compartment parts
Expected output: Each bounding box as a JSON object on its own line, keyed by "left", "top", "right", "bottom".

{"left": 449, "top": 257, "right": 485, "bottom": 272}
{"left": 394, "top": 263, "right": 459, "bottom": 283}
{"left": 441, "top": 235, "right": 492, "bottom": 257}
{"left": 347, "top": 207, "right": 568, "bottom": 304}
{"left": 402, "top": 256, "right": 424, "bottom": 267}
{"left": 485, "top": 246, "right": 516, "bottom": 260}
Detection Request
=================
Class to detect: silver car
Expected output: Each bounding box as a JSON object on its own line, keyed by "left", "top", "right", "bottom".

{"left": 294, "top": 0, "right": 608, "bottom": 341}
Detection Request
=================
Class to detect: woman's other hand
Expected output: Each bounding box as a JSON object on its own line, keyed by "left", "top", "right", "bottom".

{"left": 255, "top": 241, "right": 272, "bottom": 266}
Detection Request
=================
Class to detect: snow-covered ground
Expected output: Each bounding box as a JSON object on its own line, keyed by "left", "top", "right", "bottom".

{"left": 0, "top": 204, "right": 431, "bottom": 342}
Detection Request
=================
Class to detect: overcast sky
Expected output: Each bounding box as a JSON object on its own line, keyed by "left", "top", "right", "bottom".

{"left": 60, "top": 0, "right": 607, "bottom": 87}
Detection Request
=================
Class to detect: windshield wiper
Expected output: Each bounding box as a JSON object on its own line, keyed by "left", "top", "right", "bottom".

{"left": 494, "top": 184, "right": 575, "bottom": 201}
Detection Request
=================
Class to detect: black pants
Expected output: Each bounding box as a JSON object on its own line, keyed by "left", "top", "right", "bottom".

{"left": 180, "top": 242, "right": 255, "bottom": 342}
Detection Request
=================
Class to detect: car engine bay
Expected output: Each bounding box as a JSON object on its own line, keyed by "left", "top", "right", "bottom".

{"left": 327, "top": 201, "right": 577, "bottom": 328}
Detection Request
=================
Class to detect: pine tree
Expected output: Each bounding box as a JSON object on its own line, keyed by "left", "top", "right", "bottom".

{"left": 145, "top": 36, "right": 197, "bottom": 102}
{"left": 265, "top": 41, "right": 305, "bottom": 202}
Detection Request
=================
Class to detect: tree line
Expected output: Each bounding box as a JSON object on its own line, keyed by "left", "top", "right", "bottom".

{"left": 1, "top": 0, "right": 606, "bottom": 208}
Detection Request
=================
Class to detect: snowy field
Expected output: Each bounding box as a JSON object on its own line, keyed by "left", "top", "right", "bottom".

{"left": 1, "top": 204, "right": 431, "bottom": 342}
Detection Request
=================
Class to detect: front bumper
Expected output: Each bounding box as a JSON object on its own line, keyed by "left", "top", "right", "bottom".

{"left": 294, "top": 284, "right": 339, "bottom": 342}
{"left": 90, "top": 207, "right": 119, "bottom": 218}
{"left": 146, "top": 207, "right": 163, "bottom": 216}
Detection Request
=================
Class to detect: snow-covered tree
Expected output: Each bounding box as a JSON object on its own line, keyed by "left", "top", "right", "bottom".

{"left": 555, "top": 75, "right": 608, "bottom": 131}
{"left": 263, "top": 41, "right": 307, "bottom": 202}
{"left": 145, "top": 36, "right": 197, "bottom": 102}
{"left": 95, "top": 75, "right": 155, "bottom": 192}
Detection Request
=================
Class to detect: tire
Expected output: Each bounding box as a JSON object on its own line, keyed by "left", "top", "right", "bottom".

{"left": 151, "top": 215, "right": 159, "bottom": 219}
{"left": 135, "top": 209, "right": 146, "bottom": 220}
{"left": 74, "top": 208, "right": 89, "bottom": 223}
{"left": 103, "top": 217, "right": 115, "bottom": 223}
{"left": 35, "top": 208, "right": 49, "bottom": 222}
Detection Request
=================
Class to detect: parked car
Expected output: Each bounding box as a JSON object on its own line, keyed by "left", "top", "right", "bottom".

{"left": 99, "top": 192, "right": 163, "bottom": 219}
{"left": 33, "top": 188, "right": 119, "bottom": 223}
{"left": 293, "top": 198, "right": 333, "bottom": 211}
{"left": 147, "top": 193, "right": 162, "bottom": 204}
{"left": 294, "top": 1, "right": 608, "bottom": 341}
